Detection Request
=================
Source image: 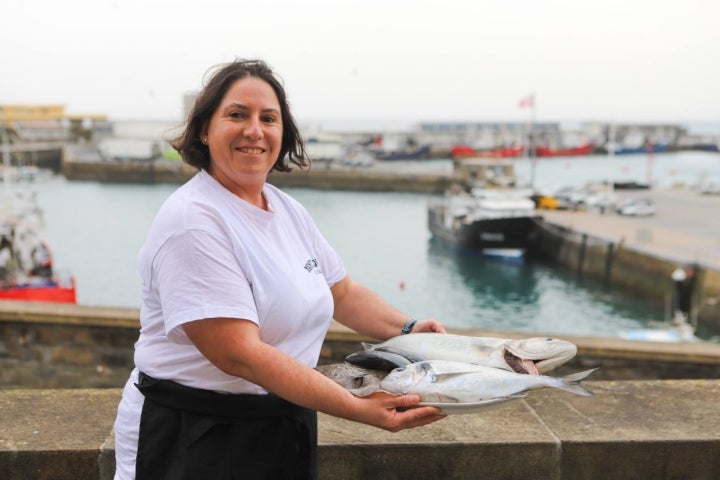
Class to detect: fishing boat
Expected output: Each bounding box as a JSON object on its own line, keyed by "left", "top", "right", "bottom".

{"left": 374, "top": 144, "right": 432, "bottom": 161}
{"left": 0, "top": 189, "right": 77, "bottom": 303}
{"left": 534, "top": 142, "right": 593, "bottom": 157}
{"left": 427, "top": 157, "right": 539, "bottom": 263}
{"left": 450, "top": 145, "right": 525, "bottom": 160}
{"left": 606, "top": 142, "right": 669, "bottom": 155}
{"left": 0, "top": 130, "right": 77, "bottom": 304}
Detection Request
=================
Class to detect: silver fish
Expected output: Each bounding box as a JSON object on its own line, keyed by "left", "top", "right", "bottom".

{"left": 316, "top": 363, "right": 386, "bottom": 397}
{"left": 360, "top": 333, "right": 578, "bottom": 375}
{"left": 379, "top": 360, "right": 596, "bottom": 403}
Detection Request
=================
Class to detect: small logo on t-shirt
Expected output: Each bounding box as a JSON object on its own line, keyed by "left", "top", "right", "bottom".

{"left": 304, "top": 257, "right": 322, "bottom": 274}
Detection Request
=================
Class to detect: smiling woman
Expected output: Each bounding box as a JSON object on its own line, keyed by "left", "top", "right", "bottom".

{"left": 112, "top": 59, "right": 447, "bottom": 480}
{"left": 201, "top": 77, "right": 285, "bottom": 207}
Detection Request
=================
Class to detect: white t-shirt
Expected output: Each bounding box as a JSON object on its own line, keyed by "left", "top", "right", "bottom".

{"left": 134, "top": 169, "right": 346, "bottom": 393}
{"left": 114, "top": 171, "right": 345, "bottom": 479}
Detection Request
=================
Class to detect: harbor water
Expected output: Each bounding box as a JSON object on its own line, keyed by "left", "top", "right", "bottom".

{"left": 32, "top": 150, "right": 720, "bottom": 339}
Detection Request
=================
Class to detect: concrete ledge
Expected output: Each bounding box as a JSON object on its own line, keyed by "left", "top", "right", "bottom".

{"left": 2, "top": 381, "right": 719, "bottom": 479}
{"left": 0, "top": 389, "right": 118, "bottom": 480}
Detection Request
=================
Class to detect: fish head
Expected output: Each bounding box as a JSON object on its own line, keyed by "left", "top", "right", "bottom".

{"left": 315, "top": 363, "right": 385, "bottom": 397}
{"left": 503, "top": 337, "right": 577, "bottom": 374}
{"left": 379, "top": 362, "right": 433, "bottom": 395}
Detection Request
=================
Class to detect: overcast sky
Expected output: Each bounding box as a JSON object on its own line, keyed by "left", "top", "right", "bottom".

{"left": 3, "top": 0, "right": 719, "bottom": 125}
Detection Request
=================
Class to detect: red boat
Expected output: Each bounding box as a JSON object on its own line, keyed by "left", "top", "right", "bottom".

{"left": 450, "top": 145, "right": 525, "bottom": 159}
{"left": 0, "top": 191, "right": 77, "bottom": 305}
{"left": 0, "top": 277, "right": 77, "bottom": 303}
{"left": 535, "top": 143, "right": 593, "bottom": 157}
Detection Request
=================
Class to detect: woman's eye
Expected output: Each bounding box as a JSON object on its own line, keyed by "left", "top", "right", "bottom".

{"left": 262, "top": 115, "right": 278, "bottom": 124}
{"left": 228, "top": 111, "right": 245, "bottom": 119}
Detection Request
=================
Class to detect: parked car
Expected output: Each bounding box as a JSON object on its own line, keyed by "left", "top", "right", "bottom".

{"left": 581, "top": 191, "right": 618, "bottom": 212}
{"left": 552, "top": 186, "right": 588, "bottom": 210}
{"left": 698, "top": 180, "right": 720, "bottom": 195}
{"left": 616, "top": 197, "right": 655, "bottom": 216}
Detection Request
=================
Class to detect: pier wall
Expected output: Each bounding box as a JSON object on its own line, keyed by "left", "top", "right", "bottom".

{"left": 530, "top": 219, "right": 720, "bottom": 334}
{"left": 267, "top": 168, "right": 451, "bottom": 193}
{"left": 61, "top": 154, "right": 452, "bottom": 192}
{"left": 61, "top": 156, "right": 198, "bottom": 184}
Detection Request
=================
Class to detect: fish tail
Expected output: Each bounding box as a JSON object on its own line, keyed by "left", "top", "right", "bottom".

{"left": 562, "top": 368, "right": 598, "bottom": 383}
{"left": 557, "top": 368, "right": 598, "bottom": 397}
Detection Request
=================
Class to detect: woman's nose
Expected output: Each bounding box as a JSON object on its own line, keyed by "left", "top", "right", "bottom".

{"left": 244, "top": 117, "right": 263, "bottom": 140}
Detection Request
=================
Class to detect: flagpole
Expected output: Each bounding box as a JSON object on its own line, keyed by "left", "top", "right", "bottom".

{"left": 529, "top": 93, "right": 536, "bottom": 191}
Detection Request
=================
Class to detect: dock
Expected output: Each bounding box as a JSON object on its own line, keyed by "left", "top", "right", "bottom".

{"left": 533, "top": 187, "right": 720, "bottom": 334}
{"left": 540, "top": 187, "right": 720, "bottom": 271}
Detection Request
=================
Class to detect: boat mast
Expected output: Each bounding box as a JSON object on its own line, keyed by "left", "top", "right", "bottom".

{"left": 1, "top": 126, "right": 11, "bottom": 190}
{"left": 608, "top": 122, "right": 615, "bottom": 195}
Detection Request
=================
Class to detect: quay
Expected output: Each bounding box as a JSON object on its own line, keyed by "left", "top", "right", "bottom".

{"left": 61, "top": 145, "right": 454, "bottom": 192}
{"left": 1, "top": 302, "right": 720, "bottom": 479}
{"left": 532, "top": 187, "right": 720, "bottom": 334}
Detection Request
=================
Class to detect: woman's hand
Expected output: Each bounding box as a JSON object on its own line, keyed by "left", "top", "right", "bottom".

{"left": 349, "top": 391, "right": 445, "bottom": 432}
{"left": 411, "top": 318, "right": 447, "bottom": 334}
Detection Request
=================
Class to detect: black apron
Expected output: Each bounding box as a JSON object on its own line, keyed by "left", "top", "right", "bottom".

{"left": 134, "top": 372, "right": 318, "bottom": 480}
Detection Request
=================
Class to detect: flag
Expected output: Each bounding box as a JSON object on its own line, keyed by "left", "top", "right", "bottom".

{"left": 519, "top": 94, "right": 534, "bottom": 109}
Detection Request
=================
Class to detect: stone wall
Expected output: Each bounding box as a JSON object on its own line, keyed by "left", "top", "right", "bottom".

{"left": 529, "top": 219, "right": 720, "bottom": 333}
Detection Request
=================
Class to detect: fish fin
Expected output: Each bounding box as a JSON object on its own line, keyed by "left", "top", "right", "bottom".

{"left": 557, "top": 368, "right": 598, "bottom": 397}
{"left": 431, "top": 371, "right": 480, "bottom": 381}
{"left": 345, "top": 350, "right": 412, "bottom": 371}
{"left": 561, "top": 368, "right": 598, "bottom": 383}
{"left": 361, "top": 342, "right": 376, "bottom": 350}
{"left": 374, "top": 346, "right": 427, "bottom": 364}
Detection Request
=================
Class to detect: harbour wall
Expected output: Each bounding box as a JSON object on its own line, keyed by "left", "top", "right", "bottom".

{"left": 529, "top": 218, "right": 720, "bottom": 335}
{"left": 61, "top": 153, "right": 199, "bottom": 184}
{"left": 61, "top": 151, "right": 453, "bottom": 192}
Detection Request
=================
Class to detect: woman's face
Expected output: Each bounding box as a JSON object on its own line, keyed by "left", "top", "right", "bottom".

{"left": 203, "top": 76, "right": 283, "bottom": 197}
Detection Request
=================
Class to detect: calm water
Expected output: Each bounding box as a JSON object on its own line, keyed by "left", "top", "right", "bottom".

{"left": 30, "top": 150, "right": 720, "bottom": 339}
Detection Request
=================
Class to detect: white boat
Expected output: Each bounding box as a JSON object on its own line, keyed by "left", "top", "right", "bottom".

{"left": 428, "top": 157, "right": 539, "bottom": 262}
{"left": 0, "top": 129, "right": 76, "bottom": 303}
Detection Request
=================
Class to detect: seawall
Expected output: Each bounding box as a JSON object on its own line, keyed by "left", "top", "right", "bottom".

{"left": 532, "top": 208, "right": 720, "bottom": 334}
{"left": 61, "top": 150, "right": 453, "bottom": 193}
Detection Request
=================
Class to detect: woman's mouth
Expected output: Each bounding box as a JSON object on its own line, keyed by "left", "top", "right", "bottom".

{"left": 237, "top": 147, "right": 264, "bottom": 154}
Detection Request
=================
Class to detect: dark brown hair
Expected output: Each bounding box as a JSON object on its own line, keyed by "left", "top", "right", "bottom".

{"left": 170, "top": 59, "right": 309, "bottom": 172}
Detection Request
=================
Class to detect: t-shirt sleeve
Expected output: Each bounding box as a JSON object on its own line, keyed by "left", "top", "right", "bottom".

{"left": 153, "top": 229, "right": 259, "bottom": 343}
